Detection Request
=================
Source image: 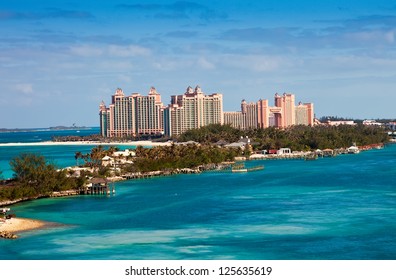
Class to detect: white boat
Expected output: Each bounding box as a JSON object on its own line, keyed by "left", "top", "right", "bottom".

{"left": 1, "top": 208, "right": 10, "bottom": 213}
{"left": 347, "top": 146, "right": 360, "bottom": 154}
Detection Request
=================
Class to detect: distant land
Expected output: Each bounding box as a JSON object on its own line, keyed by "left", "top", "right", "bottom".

{"left": 0, "top": 126, "right": 92, "bottom": 133}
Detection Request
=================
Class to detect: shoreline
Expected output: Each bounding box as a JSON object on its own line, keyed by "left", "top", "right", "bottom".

{"left": 0, "top": 217, "right": 48, "bottom": 236}
{"left": 0, "top": 140, "right": 172, "bottom": 147}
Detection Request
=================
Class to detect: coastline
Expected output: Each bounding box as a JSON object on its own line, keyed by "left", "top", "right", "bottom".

{"left": 0, "top": 140, "right": 172, "bottom": 147}
{"left": 0, "top": 217, "right": 48, "bottom": 236}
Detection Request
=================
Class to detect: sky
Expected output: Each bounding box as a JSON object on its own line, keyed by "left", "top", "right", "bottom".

{"left": 1, "top": 0, "right": 396, "bottom": 128}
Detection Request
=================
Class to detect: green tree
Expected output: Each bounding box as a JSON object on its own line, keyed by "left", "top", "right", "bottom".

{"left": 75, "top": 151, "right": 82, "bottom": 166}
{"left": 9, "top": 153, "right": 58, "bottom": 194}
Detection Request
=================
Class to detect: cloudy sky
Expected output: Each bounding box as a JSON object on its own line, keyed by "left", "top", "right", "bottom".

{"left": 1, "top": 0, "right": 396, "bottom": 128}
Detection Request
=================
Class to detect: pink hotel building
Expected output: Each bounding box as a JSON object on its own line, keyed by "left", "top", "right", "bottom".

{"left": 99, "top": 87, "right": 314, "bottom": 137}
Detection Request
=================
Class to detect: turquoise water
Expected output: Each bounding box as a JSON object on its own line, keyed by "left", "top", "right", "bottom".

{"left": 0, "top": 128, "right": 140, "bottom": 179}
{"left": 1, "top": 131, "right": 396, "bottom": 259}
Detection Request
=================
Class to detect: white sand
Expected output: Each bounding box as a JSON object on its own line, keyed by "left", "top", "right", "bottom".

{"left": 0, "top": 140, "right": 172, "bottom": 147}
{"left": 0, "top": 218, "right": 47, "bottom": 233}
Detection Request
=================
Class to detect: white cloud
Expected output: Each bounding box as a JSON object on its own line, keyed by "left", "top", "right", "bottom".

{"left": 69, "top": 44, "right": 151, "bottom": 58}
{"left": 108, "top": 44, "right": 151, "bottom": 57}
{"left": 197, "top": 57, "right": 215, "bottom": 70}
{"left": 15, "top": 83, "right": 34, "bottom": 95}
{"left": 221, "top": 54, "right": 288, "bottom": 72}
{"left": 344, "top": 29, "right": 396, "bottom": 45}
{"left": 385, "top": 31, "right": 395, "bottom": 43}
{"left": 70, "top": 45, "right": 104, "bottom": 57}
{"left": 117, "top": 74, "right": 133, "bottom": 83}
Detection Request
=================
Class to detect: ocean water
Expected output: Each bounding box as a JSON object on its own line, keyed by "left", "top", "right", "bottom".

{"left": 0, "top": 128, "right": 135, "bottom": 179}
{"left": 0, "top": 131, "right": 396, "bottom": 260}
{"left": 0, "top": 128, "right": 100, "bottom": 143}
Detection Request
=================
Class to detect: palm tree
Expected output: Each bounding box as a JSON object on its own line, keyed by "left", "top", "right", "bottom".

{"left": 135, "top": 145, "right": 146, "bottom": 158}
{"left": 106, "top": 146, "right": 119, "bottom": 156}
{"left": 75, "top": 151, "right": 82, "bottom": 166}
{"left": 90, "top": 145, "right": 105, "bottom": 168}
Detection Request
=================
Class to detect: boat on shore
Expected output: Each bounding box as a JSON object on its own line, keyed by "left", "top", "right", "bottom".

{"left": 347, "top": 146, "right": 360, "bottom": 154}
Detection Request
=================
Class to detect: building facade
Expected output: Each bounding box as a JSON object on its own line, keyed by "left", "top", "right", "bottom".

{"left": 224, "top": 93, "right": 314, "bottom": 130}
{"left": 295, "top": 102, "right": 314, "bottom": 126}
{"left": 100, "top": 87, "right": 314, "bottom": 138}
{"left": 99, "top": 87, "right": 164, "bottom": 137}
{"left": 274, "top": 93, "right": 295, "bottom": 128}
{"left": 224, "top": 111, "right": 245, "bottom": 130}
{"left": 164, "top": 86, "right": 223, "bottom": 136}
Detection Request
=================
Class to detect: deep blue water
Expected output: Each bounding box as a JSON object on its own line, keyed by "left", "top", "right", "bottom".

{"left": 0, "top": 127, "right": 99, "bottom": 143}
{"left": 0, "top": 131, "right": 396, "bottom": 259}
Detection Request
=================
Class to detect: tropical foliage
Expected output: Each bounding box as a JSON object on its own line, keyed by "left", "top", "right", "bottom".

{"left": 74, "top": 145, "right": 119, "bottom": 168}
{"left": 178, "top": 124, "right": 388, "bottom": 151}
{"left": 1, "top": 124, "right": 389, "bottom": 203}
{"left": 124, "top": 143, "right": 241, "bottom": 172}
{"left": 177, "top": 124, "right": 242, "bottom": 144}
{"left": 0, "top": 153, "right": 84, "bottom": 202}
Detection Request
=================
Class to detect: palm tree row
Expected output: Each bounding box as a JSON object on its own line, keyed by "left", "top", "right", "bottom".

{"left": 177, "top": 124, "right": 389, "bottom": 151}
{"left": 74, "top": 146, "right": 120, "bottom": 168}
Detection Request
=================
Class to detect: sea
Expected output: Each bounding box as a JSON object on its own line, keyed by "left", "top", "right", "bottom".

{"left": 0, "top": 129, "right": 396, "bottom": 260}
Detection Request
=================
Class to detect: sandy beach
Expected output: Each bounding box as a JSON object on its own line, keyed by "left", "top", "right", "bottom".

{"left": 0, "top": 140, "right": 172, "bottom": 147}
{"left": 0, "top": 218, "right": 47, "bottom": 233}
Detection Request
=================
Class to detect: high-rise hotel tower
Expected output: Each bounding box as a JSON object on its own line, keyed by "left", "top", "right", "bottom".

{"left": 224, "top": 93, "right": 314, "bottom": 130}
{"left": 164, "top": 86, "right": 223, "bottom": 137}
{"left": 99, "top": 87, "right": 164, "bottom": 137}
{"left": 100, "top": 87, "right": 313, "bottom": 138}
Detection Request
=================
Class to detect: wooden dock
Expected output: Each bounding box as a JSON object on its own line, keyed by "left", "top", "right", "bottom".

{"left": 231, "top": 163, "right": 264, "bottom": 173}
{"left": 82, "top": 178, "right": 115, "bottom": 195}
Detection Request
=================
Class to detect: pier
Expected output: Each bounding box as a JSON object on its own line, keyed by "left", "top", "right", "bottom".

{"left": 82, "top": 178, "right": 115, "bottom": 195}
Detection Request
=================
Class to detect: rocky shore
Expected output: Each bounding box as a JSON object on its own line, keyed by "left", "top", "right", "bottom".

{"left": 0, "top": 231, "right": 18, "bottom": 239}
{"left": 121, "top": 162, "right": 232, "bottom": 179}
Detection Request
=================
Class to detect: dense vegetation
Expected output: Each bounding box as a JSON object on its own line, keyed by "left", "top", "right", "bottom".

{"left": 177, "top": 123, "right": 389, "bottom": 150}
{"left": 125, "top": 144, "right": 241, "bottom": 172}
{"left": 1, "top": 123, "right": 389, "bottom": 203}
{"left": 0, "top": 153, "right": 85, "bottom": 202}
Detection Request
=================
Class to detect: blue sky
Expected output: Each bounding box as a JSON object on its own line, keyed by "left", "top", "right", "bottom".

{"left": 1, "top": 0, "right": 396, "bottom": 128}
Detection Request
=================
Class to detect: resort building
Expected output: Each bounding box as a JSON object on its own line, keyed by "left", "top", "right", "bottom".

{"left": 295, "top": 102, "right": 315, "bottom": 126}
{"left": 224, "top": 93, "right": 314, "bottom": 130}
{"left": 164, "top": 86, "right": 223, "bottom": 136}
{"left": 100, "top": 87, "right": 314, "bottom": 138}
{"left": 224, "top": 111, "right": 245, "bottom": 130}
{"left": 274, "top": 93, "right": 295, "bottom": 128}
{"left": 99, "top": 87, "right": 164, "bottom": 137}
{"left": 363, "top": 120, "right": 382, "bottom": 126}
{"left": 224, "top": 99, "right": 263, "bottom": 130}
{"left": 135, "top": 87, "right": 164, "bottom": 135}
{"left": 326, "top": 120, "right": 356, "bottom": 126}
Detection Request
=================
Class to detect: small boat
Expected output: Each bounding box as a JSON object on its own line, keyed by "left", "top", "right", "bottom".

{"left": 347, "top": 146, "right": 360, "bottom": 154}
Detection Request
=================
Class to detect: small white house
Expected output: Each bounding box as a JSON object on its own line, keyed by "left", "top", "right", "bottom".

{"left": 101, "top": 155, "right": 114, "bottom": 167}
{"left": 113, "top": 149, "right": 136, "bottom": 157}
{"left": 277, "top": 148, "right": 291, "bottom": 155}
{"left": 225, "top": 142, "right": 246, "bottom": 149}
